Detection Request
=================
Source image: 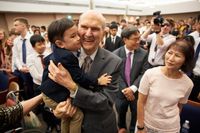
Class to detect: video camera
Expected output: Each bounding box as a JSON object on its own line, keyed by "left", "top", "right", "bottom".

{"left": 153, "top": 11, "right": 164, "bottom": 26}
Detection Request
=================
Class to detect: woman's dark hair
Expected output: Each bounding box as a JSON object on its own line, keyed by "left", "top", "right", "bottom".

{"left": 48, "top": 18, "right": 74, "bottom": 44}
{"left": 165, "top": 40, "right": 195, "bottom": 73}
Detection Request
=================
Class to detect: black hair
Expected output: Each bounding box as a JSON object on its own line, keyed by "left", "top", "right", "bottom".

{"left": 41, "top": 26, "right": 46, "bottom": 31}
{"left": 121, "top": 26, "right": 139, "bottom": 39}
{"left": 31, "top": 25, "right": 36, "bottom": 28}
{"left": 121, "top": 19, "right": 126, "bottom": 23}
{"left": 48, "top": 18, "right": 74, "bottom": 44}
{"left": 110, "top": 24, "right": 118, "bottom": 29}
{"left": 165, "top": 40, "right": 195, "bottom": 73}
{"left": 183, "top": 35, "right": 195, "bottom": 47}
{"left": 30, "top": 34, "right": 45, "bottom": 47}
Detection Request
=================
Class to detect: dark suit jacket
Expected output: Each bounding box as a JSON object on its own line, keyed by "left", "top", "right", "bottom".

{"left": 113, "top": 46, "right": 149, "bottom": 99}
{"left": 72, "top": 48, "right": 122, "bottom": 133}
{"left": 40, "top": 45, "right": 98, "bottom": 103}
{"left": 104, "top": 36, "right": 124, "bottom": 52}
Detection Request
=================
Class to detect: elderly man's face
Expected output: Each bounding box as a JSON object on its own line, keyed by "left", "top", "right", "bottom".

{"left": 78, "top": 14, "right": 104, "bottom": 55}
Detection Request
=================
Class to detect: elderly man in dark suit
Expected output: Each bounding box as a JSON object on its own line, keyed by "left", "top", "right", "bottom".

{"left": 113, "top": 26, "right": 149, "bottom": 133}
{"left": 104, "top": 23, "right": 124, "bottom": 52}
{"left": 47, "top": 10, "right": 122, "bottom": 133}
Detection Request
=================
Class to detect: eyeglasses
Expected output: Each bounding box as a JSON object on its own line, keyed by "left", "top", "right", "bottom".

{"left": 128, "top": 37, "right": 140, "bottom": 41}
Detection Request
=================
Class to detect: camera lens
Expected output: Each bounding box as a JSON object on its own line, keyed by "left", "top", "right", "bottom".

{"left": 153, "top": 17, "right": 164, "bottom": 26}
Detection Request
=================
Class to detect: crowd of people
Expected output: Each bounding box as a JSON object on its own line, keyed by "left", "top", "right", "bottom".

{"left": 0, "top": 10, "right": 200, "bottom": 133}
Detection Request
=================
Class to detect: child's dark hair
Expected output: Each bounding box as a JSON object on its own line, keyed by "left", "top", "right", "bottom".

{"left": 30, "top": 34, "right": 45, "bottom": 47}
{"left": 165, "top": 40, "right": 195, "bottom": 73}
{"left": 48, "top": 18, "right": 74, "bottom": 44}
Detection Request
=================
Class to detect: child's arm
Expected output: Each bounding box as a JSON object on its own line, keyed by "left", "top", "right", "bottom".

{"left": 98, "top": 73, "right": 112, "bottom": 86}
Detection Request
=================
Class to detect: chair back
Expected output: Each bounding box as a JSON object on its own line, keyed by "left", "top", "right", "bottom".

{"left": 8, "top": 82, "right": 20, "bottom": 101}
{"left": 180, "top": 100, "right": 200, "bottom": 133}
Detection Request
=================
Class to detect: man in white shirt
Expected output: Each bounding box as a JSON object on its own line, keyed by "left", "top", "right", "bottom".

{"left": 12, "top": 17, "right": 34, "bottom": 99}
{"left": 141, "top": 18, "right": 176, "bottom": 67}
{"left": 189, "top": 21, "right": 200, "bottom": 102}
{"left": 117, "top": 19, "right": 127, "bottom": 37}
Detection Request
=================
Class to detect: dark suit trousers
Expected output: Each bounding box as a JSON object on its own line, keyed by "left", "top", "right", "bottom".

{"left": 189, "top": 75, "right": 200, "bottom": 102}
{"left": 115, "top": 97, "right": 137, "bottom": 132}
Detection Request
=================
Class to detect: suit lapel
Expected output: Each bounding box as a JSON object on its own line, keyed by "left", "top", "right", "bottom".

{"left": 118, "top": 47, "right": 126, "bottom": 79}
{"left": 109, "top": 37, "right": 112, "bottom": 44}
{"left": 130, "top": 49, "right": 140, "bottom": 84}
{"left": 115, "top": 36, "right": 119, "bottom": 45}
{"left": 89, "top": 48, "right": 105, "bottom": 78}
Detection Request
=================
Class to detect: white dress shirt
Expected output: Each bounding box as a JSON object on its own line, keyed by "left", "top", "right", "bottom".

{"left": 78, "top": 47, "right": 98, "bottom": 67}
{"left": 27, "top": 51, "right": 48, "bottom": 85}
{"left": 110, "top": 35, "right": 116, "bottom": 44}
{"left": 12, "top": 32, "right": 34, "bottom": 71}
{"left": 142, "top": 33, "right": 176, "bottom": 66}
{"left": 190, "top": 31, "right": 200, "bottom": 76}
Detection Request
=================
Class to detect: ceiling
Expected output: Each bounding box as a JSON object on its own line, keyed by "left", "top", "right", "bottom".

{"left": 0, "top": 0, "right": 199, "bottom": 15}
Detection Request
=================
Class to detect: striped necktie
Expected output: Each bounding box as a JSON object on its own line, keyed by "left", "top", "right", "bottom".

{"left": 81, "top": 56, "right": 92, "bottom": 73}
{"left": 38, "top": 54, "right": 45, "bottom": 68}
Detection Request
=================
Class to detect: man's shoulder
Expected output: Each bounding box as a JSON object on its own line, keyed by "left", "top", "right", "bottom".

{"left": 189, "top": 31, "right": 198, "bottom": 38}
{"left": 27, "top": 52, "right": 37, "bottom": 59}
{"left": 116, "top": 35, "right": 122, "bottom": 40}
{"left": 112, "top": 46, "right": 124, "bottom": 54}
{"left": 136, "top": 47, "right": 148, "bottom": 55}
{"left": 99, "top": 48, "right": 121, "bottom": 62}
{"left": 167, "top": 34, "right": 176, "bottom": 39}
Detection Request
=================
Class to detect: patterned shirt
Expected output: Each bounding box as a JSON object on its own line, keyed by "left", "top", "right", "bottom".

{"left": 0, "top": 103, "right": 23, "bottom": 132}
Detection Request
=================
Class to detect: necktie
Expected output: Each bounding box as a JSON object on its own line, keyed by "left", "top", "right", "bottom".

{"left": 194, "top": 42, "right": 200, "bottom": 63}
{"left": 38, "top": 54, "right": 45, "bottom": 68}
{"left": 112, "top": 37, "right": 115, "bottom": 44}
{"left": 81, "top": 56, "right": 92, "bottom": 73}
{"left": 22, "top": 39, "right": 26, "bottom": 64}
{"left": 125, "top": 52, "right": 132, "bottom": 86}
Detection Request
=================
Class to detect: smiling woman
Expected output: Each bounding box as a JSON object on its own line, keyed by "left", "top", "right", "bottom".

{"left": 136, "top": 40, "right": 195, "bottom": 133}
{"left": 164, "top": 40, "right": 195, "bottom": 74}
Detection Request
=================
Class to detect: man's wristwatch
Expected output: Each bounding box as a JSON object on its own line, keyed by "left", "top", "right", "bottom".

{"left": 137, "top": 125, "right": 144, "bottom": 130}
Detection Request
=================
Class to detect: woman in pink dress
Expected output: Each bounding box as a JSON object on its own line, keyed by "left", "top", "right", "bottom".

{"left": 137, "top": 40, "right": 194, "bottom": 133}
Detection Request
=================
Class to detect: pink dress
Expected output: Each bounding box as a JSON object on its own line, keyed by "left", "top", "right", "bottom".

{"left": 139, "top": 66, "right": 193, "bottom": 132}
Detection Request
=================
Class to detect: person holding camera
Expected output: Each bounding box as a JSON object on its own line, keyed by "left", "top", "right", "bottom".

{"left": 141, "top": 16, "right": 176, "bottom": 68}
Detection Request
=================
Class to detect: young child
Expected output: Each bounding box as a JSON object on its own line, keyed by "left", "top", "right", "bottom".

{"left": 27, "top": 35, "right": 61, "bottom": 132}
{"left": 39, "top": 18, "right": 112, "bottom": 133}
